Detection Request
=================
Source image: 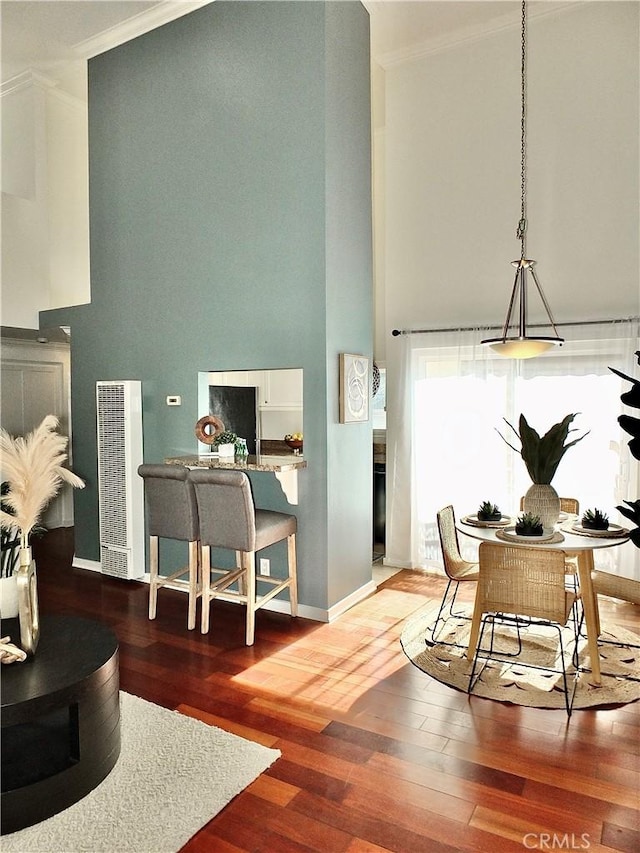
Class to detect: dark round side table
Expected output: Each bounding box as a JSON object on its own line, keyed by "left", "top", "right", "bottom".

{"left": 1, "top": 614, "right": 120, "bottom": 835}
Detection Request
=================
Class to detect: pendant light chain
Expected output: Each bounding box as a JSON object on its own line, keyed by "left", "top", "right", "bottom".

{"left": 481, "top": 0, "right": 564, "bottom": 356}
{"left": 517, "top": 0, "right": 527, "bottom": 257}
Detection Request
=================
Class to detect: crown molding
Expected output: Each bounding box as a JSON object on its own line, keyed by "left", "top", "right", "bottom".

{"left": 1, "top": 69, "right": 87, "bottom": 110}
{"left": 1, "top": 70, "right": 59, "bottom": 97}
{"left": 72, "top": 0, "right": 215, "bottom": 60}
{"left": 375, "top": 1, "right": 580, "bottom": 70}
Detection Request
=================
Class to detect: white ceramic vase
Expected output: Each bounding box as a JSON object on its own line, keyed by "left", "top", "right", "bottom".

{"left": 523, "top": 483, "right": 561, "bottom": 533}
{"left": 217, "top": 443, "right": 235, "bottom": 457}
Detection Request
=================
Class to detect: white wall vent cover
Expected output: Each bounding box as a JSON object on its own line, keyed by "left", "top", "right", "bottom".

{"left": 96, "top": 380, "right": 145, "bottom": 579}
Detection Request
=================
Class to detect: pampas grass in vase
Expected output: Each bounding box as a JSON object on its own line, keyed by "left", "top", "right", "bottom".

{"left": 0, "top": 415, "right": 84, "bottom": 656}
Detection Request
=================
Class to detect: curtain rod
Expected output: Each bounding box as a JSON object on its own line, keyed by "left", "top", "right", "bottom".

{"left": 391, "top": 317, "right": 640, "bottom": 336}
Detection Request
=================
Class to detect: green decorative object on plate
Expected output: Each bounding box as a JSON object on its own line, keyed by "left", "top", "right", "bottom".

{"left": 581, "top": 508, "right": 609, "bottom": 531}
{"left": 477, "top": 501, "right": 501, "bottom": 521}
{"left": 515, "top": 512, "right": 544, "bottom": 536}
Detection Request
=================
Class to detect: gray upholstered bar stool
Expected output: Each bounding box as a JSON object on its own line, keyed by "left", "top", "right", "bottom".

{"left": 137, "top": 464, "right": 200, "bottom": 630}
{"left": 189, "top": 468, "right": 298, "bottom": 645}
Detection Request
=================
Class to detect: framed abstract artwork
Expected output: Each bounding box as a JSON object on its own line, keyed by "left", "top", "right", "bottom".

{"left": 339, "top": 353, "right": 370, "bottom": 423}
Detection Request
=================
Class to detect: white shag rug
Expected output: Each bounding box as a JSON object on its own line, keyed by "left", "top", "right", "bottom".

{"left": 401, "top": 603, "right": 640, "bottom": 710}
{"left": 3, "top": 692, "right": 280, "bottom": 853}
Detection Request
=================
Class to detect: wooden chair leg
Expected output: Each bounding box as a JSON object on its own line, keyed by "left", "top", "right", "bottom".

{"left": 201, "top": 544, "right": 212, "bottom": 634}
{"left": 187, "top": 539, "right": 198, "bottom": 630}
{"left": 149, "top": 536, "right": 159, "bottom": 620}
{"left": 236, "top": 550, "right": 247, "bottom": 596}
{"left": 245, "top": 551, "right": 256, "bottom": 646}
{"left": 287, "top": 533, "right": 298, "bottom": 617}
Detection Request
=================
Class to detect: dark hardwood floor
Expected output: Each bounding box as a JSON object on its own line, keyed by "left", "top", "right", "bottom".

{"left": 29, "top": 529, "right": 640, "bottom": 852}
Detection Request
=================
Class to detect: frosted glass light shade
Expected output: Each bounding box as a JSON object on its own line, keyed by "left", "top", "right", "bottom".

{"left": 485, "top": 338, "right": 561, "bottom": 358}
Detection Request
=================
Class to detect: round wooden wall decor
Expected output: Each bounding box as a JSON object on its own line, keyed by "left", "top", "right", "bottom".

{"left": 194, "top": 415, "right": 225, "bottom": 445}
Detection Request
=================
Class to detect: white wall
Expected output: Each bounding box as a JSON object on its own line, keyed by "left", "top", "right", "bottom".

{"left": 6, "top": 5, "right": 636, "bottom": 346}
{"left": 377, "top": 1, "right": 639, "bottom": 362}
{"left": 1, "top": 73, "right": 90, "bottom": 329}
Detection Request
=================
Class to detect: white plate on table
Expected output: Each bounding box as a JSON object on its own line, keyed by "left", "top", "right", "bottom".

{"left": 496, "top": 527, "right": 564, "bottom": 544}
{"left": 567, "top": 522, "right": 629, "bottom": 538}
{"left": 461, "top": 514, "right": 512, "bottom": 528}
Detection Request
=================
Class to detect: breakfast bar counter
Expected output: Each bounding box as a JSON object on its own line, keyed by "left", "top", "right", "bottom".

{"left": 164, "top": 453, "right": 306, "bottom": 472}
{"left": 164, "top": 453, "right": 306, "bottom": 503}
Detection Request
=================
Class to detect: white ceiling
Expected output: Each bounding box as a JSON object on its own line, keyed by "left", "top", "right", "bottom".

{"left": 1, "top": 0, "right": 528, "bottom": 98}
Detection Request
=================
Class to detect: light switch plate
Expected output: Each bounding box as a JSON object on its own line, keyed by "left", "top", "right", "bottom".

{"left": 166, "top": 395, "right": 181, "bottom": 406}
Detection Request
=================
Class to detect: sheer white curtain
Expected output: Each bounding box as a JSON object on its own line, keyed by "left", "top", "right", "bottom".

{"left": 386, "top": 319, "right": 640, "bottom": 580}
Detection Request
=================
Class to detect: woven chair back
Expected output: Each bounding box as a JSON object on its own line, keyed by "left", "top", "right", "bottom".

{"left": 477, "top": 542, "right": 574, "bottom": 624}
{"left": 519, "top": 496, "right": 579, "bottom": 515}
{"left": 437, "top": 505, "right": 471, "bottom": 580}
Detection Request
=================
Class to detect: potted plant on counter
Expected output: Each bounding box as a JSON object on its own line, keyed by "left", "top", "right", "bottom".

{"left": 212, "top": 430, "right": 238, "bottom": 457}
{"left": 498, "top": 413, "right": 589, "bottom": 531}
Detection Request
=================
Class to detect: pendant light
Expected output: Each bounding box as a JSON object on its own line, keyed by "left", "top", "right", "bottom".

{"left": 482, "top": 0, "right": 563, "bottom": 358}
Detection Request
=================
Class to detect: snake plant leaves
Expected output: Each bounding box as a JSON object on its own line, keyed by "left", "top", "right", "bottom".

{"left": 617, "top": 499, "right": 640, "bottom": 525}
{"left": 617, "top": 500, "right": 640, "bottom": 547}
{"left": 621, "top": 386, "right": 640, "bottom": 408}
{"left": 618, "top": 414, "right": 640, "bottom": 440}
{"left": 609, "top": 366, "right": 640, "bottom": 407}
{"left": 498, "top": 413, "right": 589, "bottom": 485}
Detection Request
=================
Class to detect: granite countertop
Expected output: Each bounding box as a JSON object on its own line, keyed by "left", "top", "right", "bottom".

{"left": 165, "top": 454, "right": 306, "bottom": 472}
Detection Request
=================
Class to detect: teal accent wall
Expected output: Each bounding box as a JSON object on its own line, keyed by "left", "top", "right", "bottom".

{"left": 41, "top": 0, "right": 373, "bottom": 612}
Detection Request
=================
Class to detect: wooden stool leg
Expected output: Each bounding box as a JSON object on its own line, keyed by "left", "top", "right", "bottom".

{"left": 187, "top": 539, "right": 198, "bottom": 630}
{"left": 236, "top": 550, "right": 247, "bottom": 596}
{"left": 245, "top": 552, "right": 256, "bottom": 646}
{"left": 287, "top": 533, "right": 298, "bottom": 617}
{"left": 149, "top": 535, "right": 159, "bottom": 620}
{"left": 201, "top": 544, "right": 212, "bottom": 634}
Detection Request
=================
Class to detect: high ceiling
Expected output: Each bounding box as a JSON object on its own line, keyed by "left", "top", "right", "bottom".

{"left": 1, "top": 0, "right": 525, "bottom": 97}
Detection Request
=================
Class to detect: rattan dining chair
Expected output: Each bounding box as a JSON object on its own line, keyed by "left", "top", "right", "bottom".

{"left": 138, "top": 464, "right": 200, "bottom": 630}
{"left": 189, "top": 468, "right": 298, "bottom": 645}
{"left": 592, "top": 570, "right": 640, "bottom": 605}
{"left": 589, "top": 570, "right": 640, "bottom": 649}
{"left": 519, "top": 496, "right": 580, "bottom": 515}
{"left": 432, "top": 506, "right": 479, "bottom": 644}
{"left": 468, "top": 542, "right": 582, "bottom": 716}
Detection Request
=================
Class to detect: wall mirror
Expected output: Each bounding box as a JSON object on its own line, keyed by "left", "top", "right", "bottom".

{"left": 197, "top": 369, "right": 303, "bottom": 452}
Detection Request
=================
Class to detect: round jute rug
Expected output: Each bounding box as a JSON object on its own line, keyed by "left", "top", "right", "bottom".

{"left": 400, "top": 603, "right": 640, "bottom": 710}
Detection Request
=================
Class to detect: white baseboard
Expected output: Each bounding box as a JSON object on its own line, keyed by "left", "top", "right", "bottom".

{"left": 72, "top": 557, "right": 102, "bottom": 573}
{"left": 327, "top": 580, "right": 377, "bottom": 622}
{"left": 382, "top": 556, "right": 412, "bottom": 569}
{"left": 69, "top": 560, "right": 378, "bottom": 624}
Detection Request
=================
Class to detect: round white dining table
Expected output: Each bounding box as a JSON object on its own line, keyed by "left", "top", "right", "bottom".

{"left": 457, "top": 518, "right": 630, "bottom": 685}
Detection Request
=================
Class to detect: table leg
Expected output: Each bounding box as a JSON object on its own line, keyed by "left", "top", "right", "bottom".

{"left": 466, "top": 584, "right": 482, "bottom": 662}
{"left": 576, "top": 549, "right": 601, "bottom": 685}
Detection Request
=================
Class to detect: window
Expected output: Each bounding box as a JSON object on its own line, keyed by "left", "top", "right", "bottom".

{"left": 385, "top": 320, "right": 639, "bottom": 579}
